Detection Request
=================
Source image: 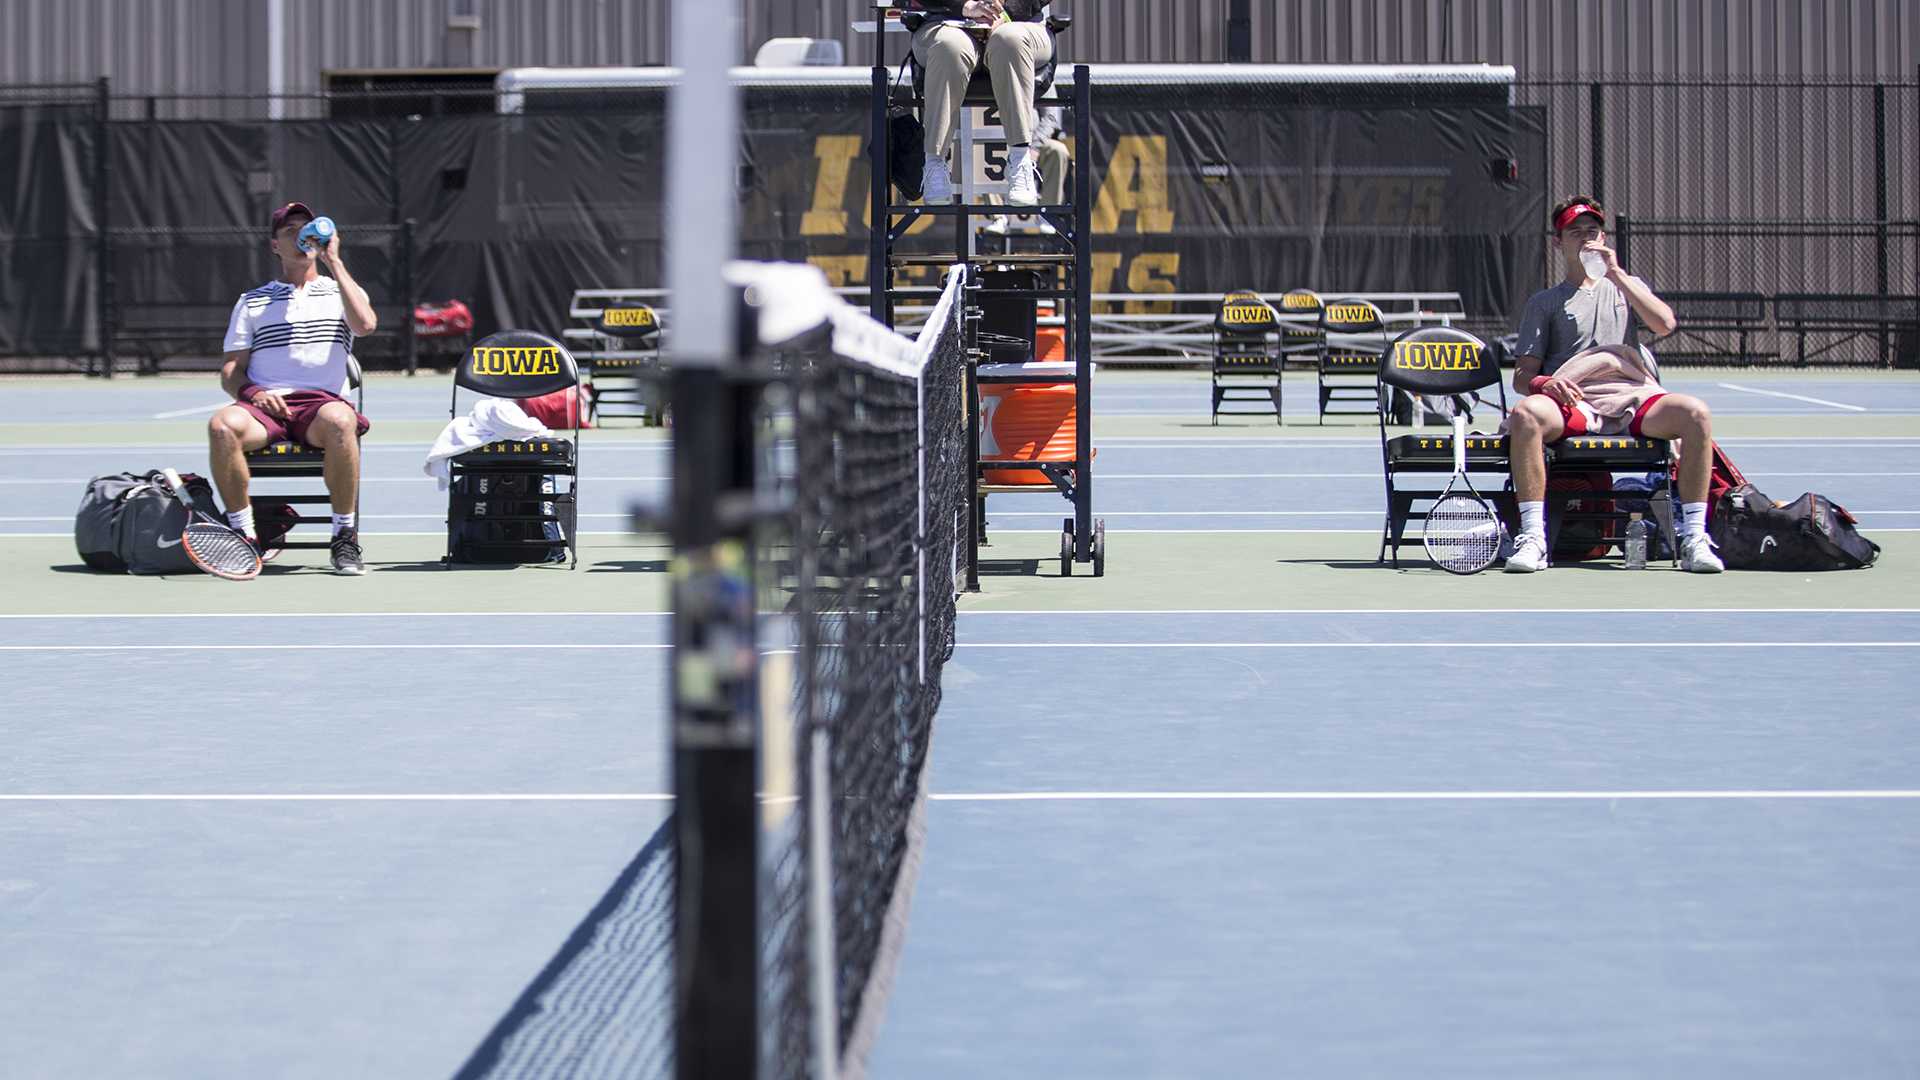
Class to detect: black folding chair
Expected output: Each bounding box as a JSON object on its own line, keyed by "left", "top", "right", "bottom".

{"left": 1318, "top": 298, "right": 1391, "bottom": 423}
{"left": 1375, "top": 326, "right": 1513, "bottom": 566}
{"left": 1209, "top": 290, "right": 1282, "bottom": 424}
{"left": 244, "top": 355, "right": 364, "bottom": 552}
{"left": 443, "top": 330, "right": 583, "bottom": 569}
{"left": 587, "top": 302, "right": 665, "bottom": 425}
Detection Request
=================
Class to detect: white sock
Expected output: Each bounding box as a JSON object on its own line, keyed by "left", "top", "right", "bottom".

{"left": 227, "top": 506, "right": 254, "bottom": 536}
{"left": 1519, "top": 501, "right": 1545, "bottom": 539}
{"left": 332, "top": 512, "right": 356, "bottom": 535}
{"left": 1682, "top": 502, "right": 1708, "bottom": 538}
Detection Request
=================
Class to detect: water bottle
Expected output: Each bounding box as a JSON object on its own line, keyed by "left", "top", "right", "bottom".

{"left": 297, "top": 215, "right": 336, "bottom": 254}
{"left": 1624, "top": 512, "right": 1650, "bottom": 569}
{"left": 1580, "top": 249, "right": 1608, "bottom": 281}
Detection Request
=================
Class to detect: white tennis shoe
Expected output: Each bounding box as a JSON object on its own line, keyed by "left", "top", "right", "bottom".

{"left": 1679, "top": 533, "right": 1725, "bottom": 573}
{"left": 922, "top": 155, "right": 954, "bottom": 205}
{"left": 1006, "top": 146, "right": 1041, "bottom": 207}
{"left": 1504, "top": 533, "right": 1549, "bottom": 573}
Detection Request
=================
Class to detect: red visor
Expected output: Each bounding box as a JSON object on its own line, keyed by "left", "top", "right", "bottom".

{"left": 1554, "top": 203, "right": 1605, "bottom": 233}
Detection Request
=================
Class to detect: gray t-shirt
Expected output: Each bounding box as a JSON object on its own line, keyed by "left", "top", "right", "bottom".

{"left": 1513, "top": 277, "right": 1644, "bottom": 375}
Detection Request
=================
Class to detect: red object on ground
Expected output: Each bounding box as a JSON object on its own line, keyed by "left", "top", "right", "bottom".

{"left": 414, "top": 299, "right": 474, "bottom": 338}
{"left": 518, "top": 386, "right": 594, "bottom": 430}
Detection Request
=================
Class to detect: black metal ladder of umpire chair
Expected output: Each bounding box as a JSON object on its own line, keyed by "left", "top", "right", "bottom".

{"left": 244, "top": 355, "right": 364, "bottom": 552}
{"left": 1375, "top": 326, "right": 1515, "bottom": 566}
{"left": 587, "top": 302, "right": 666, "bottom": 426}
{"left": 1210, "top": 290, "right": 1283, "bottom": 424}
{"left": 443, "top": 330, "right": 583, "bottom": 569}
{"left": 1318, "top": 298, "right": 1392, "bottom": 423}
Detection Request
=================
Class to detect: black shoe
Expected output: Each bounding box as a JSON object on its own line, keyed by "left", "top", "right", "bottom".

{"left": 330, "top": 527, "right": 365, "bottom": 576}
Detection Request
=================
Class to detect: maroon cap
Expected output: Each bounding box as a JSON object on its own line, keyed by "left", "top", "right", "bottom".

{"left": 270, "top": 201, "right": 315, "bottom": 233}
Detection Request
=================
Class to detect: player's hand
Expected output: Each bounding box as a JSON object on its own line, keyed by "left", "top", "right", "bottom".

{"left": 962, "top": 0, "right": 1002, "bottom": 22}
{"left": 316, "top": 233, "right": 341, "bottom": 270}
{"left": 1585, "top": 240, "right": 1621, "bottom": 278}
{"left": 1539, "top": 376, "right": 1584, "bottom": 406}
{"left": 252, "top": 390, "right": 291, "bottom": 419}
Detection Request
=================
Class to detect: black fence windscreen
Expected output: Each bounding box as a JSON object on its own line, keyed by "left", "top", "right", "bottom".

{"left": 2, "top": 75, "right": 1915, "bottom": 372}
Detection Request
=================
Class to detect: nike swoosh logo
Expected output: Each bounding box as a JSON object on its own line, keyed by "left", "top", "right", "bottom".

{"left": 156, "top": 536, "right": 183, "bottom": 549}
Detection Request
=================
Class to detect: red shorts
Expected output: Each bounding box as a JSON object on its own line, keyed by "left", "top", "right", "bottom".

{"left": 239, "top": 389, "right": 371, "bottom": 446}
{"left": 1550, "top": 392, "right": 1668, "bottom": 438}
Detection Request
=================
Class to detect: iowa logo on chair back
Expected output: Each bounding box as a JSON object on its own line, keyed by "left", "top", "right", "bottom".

{"left": 1215, "top": 290, "right": 1278, "bottom": 334}
{"left": 458, "top": 329, "right": 580, "bottom": 397}
{"left": 1380, "top": 326, "right": 1496, "bottom": 395}
{"left": 596, "top": 304, "right": 661, "bottom": 342}
{"left": 1319, "top": 299, "right": 1385, "bottom": 332}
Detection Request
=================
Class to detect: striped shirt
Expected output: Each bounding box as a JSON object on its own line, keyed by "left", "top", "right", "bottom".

{"left": 223, "top": 277, "right": 355, "bottom": 394}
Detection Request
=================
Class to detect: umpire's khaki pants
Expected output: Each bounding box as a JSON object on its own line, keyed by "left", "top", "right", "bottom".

{"left": 912, "top": 20, "right": 1054, "bottom": 158}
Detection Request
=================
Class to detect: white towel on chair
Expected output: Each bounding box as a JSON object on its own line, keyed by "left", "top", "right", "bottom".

{"left": 425, "top": 398, "right": 554, "bottom": 490}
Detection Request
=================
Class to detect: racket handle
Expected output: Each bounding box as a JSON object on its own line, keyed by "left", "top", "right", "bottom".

{"left": 1451, "top": 414, "right": 1467, "bottom": 475}
{"left": 160, "top": 468, "right": 196, "bottom": 511}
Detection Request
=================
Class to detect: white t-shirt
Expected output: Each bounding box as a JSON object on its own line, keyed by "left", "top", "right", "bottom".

{"left": 223, "top": 277, "right": 355, "bottom": 394}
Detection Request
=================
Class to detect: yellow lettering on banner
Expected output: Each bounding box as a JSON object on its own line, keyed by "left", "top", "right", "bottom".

{"left": 1409, "top": 179, "right": 1446, "bottom": 226}
{"left": 802, "top": 135, "right": 862, "bottom": 236}
{"left": 602, "top": 307, "right": 656, "bottom": 329}
{"left": 1090, "top": 251, "right": 1123, "bottom": 313}
{"left": 1392, "top": 340, "right": 1480, "bottom": 372}
{"left": 1093, "top": 136, "right": 1175, "bottom": 235}
{"left": 472, "top": 346, "right": 562, "bottom": 378}
{"left": 1125, "top": 253, "right": 1180, "bottom": 314}
{"left": 807, "top": 256, "right": 867, "bottom": 289}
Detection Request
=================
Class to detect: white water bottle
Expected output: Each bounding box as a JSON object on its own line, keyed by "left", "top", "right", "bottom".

{"left": 1624, "top": 512, "right": 1650, "bottom": 569}
{"left": 1581, "top": 249, "right": 1608, "bottom": 282}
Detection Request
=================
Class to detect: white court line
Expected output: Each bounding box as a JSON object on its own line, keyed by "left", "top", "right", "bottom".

{"left": 929, "top": 790, "right": 1920, "bottom": 802}
{"left": 0, "top": 643, "right": 671, "bottom": 652}
{"left": 31, "top": 608, "right": 1904, "bottom": 619}
{"left": 1718, "top": 382, "right": 1869, "bottom": 411}
{"left": 149, "top": 401, "right": 235, "bottom": 419}
{"left": 953, "top": 641, "right": 1920, "bottom": 649}
{"left": 0, "top": 793, "right": 672, "bottom": 802}
{"left": 4, "top": 790, "right": 1917, "bottom": 803}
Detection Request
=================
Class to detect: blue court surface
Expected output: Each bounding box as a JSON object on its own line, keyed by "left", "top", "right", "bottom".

{"left": 3, "top": 368, "right": 1918, "bottom": 1077}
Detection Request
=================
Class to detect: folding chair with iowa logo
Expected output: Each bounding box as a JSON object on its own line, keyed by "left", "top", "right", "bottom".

{"left": 444, "top": 330, "right": 583, "bottom": 568}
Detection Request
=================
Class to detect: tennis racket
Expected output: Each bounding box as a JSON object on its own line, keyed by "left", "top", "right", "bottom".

{"left": 1422, "top": 414, "right": 1504, "bottom": 574}
{"left": 158, "top": 468, "right": 262, "bottom": 581}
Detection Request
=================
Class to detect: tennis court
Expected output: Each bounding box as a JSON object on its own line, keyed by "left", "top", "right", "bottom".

{"left": 3, "top": 363, "right": 1917, "bottom": 1077}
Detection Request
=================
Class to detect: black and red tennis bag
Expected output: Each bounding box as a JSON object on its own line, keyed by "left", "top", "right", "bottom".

{"left": 1710, "top": 484, "right": 1880, "bottom": 570}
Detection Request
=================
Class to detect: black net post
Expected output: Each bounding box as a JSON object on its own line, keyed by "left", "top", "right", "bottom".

{"left": 670, "top": 318, "right": 761, "bottom": 1079}
{"left": 869, "top": 61, "right": 890, "bottom": 327}
{"left": 94, "top": 76, "right": 115, "bottom": 379}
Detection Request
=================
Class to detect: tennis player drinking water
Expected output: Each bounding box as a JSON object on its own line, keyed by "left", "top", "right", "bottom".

{"left": 1505, "top": 194, "right": 1724, "bottom": 574}
{"left": 206, "top": 201, "right": 378, "bottom": 576}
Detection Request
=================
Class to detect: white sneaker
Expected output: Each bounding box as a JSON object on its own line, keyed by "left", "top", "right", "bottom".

{"left": 1679, "top": 533, "right": 1725, "bottom": 573}
{"left": 983, "top": 214, "right": 1011, "bottom": 235}
{"left": 1006, "top": 146, "right": 1040, "bottom": 207}
{"left": 1035, "top": 216, "right": 1057, "bottom": 235}
{"left": 922, "top": 155, "right": 953, "bottom": 205}
{"left": 1504, "top": 533, "right": 1549, "bottom": 573}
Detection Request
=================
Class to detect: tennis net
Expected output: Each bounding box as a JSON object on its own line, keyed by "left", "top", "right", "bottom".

{"left": 745, "top": 261, "right": 968, "bottom": 1080}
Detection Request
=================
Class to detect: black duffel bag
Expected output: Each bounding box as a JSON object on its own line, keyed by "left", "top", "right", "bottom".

{"left": 1710, "top": 483, "right": 1879, "bottom": 570}
{"left": 75, "top": 470, "right": 221, "bottom": 575}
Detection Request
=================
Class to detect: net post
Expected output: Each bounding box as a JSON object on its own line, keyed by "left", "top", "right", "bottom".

{"left": 1072, "top": 65, "right": 1094, "bottom": 558}
{"left": 95, "top": 75, "right": 115, "bottom": 379}
{"left": 870, "top": 58, "right": 891, "bottom": 326}
{"left": 666, "top": 1, "right": 755, "bottom": 1076}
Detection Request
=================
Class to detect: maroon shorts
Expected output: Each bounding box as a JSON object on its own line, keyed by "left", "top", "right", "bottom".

{"left": 1549, "top": 392, "right": 1669, "bottom": 438}
{"left": 239, "top": 389, "right": 372, "bottom": 446}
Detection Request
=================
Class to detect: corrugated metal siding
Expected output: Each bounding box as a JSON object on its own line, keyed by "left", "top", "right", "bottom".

{"left": 5, "top": 1, "right": 1916, "bottom": 88}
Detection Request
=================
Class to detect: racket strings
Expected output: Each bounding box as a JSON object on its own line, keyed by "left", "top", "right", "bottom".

{"left": 183, "top": 522, "right": 263, "bottom": 580}
{"left": 1425, "top": 493, "right": 1502, "bottom": 572}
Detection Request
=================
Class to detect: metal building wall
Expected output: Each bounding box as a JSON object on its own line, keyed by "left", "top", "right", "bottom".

{"left": 4, "top": 1, "right": 1915, "bottom": 92}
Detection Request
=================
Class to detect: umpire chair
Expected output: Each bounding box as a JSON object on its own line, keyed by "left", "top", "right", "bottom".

{"left": 443, "top": 330, "right": 583, "bottom": 569}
